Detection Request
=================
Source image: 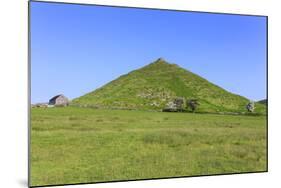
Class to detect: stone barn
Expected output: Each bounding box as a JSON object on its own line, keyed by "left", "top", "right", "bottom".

{"left": 49, "top": 94, "right": 69, "bottom": 106}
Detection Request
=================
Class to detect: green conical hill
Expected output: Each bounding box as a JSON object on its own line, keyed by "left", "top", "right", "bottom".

{"left": 72, "top": 58, "right": 265, "bottom": 113}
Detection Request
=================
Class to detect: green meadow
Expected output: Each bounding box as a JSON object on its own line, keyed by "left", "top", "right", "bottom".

{"left": 30, "top": 107, "right": 267, "bottom": 186}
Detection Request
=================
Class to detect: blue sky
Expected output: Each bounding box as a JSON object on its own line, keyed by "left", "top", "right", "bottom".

{"left": 30, "top": 1, "right": 267, "bottom": 103}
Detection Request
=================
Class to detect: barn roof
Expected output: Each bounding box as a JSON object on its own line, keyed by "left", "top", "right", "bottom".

{"left": 49, "top": 94, "right": 67, "bottom": 101}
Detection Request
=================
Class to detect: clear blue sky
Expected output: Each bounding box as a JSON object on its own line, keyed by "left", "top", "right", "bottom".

{"left": 30, "top": 1, "right": 267, "bottom": 103}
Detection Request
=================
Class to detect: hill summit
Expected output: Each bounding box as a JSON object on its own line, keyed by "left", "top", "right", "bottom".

{"left": 72, "top": 58, "right": 265, "bottom": 113}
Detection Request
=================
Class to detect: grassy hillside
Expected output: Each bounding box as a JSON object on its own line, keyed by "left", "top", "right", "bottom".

{"left": 31, "top": 107, "right": 267, "bottom": 186}
{"left": 258, "top": 99, "right": 267, "bottom": 105}
{"left": 72, "top": 58, "right": 265, "bottom": 113}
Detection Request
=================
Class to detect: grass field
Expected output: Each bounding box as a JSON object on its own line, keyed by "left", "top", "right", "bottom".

{"left": 30, "top": 107, "right": 267, "bottom": 186}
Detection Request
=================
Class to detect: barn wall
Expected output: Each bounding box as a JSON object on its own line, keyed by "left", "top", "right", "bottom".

{"left": 55, "top": 96, "right": 69, "bottom": 106}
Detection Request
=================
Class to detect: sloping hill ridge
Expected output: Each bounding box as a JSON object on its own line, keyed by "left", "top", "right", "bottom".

{"left": 258, "top": 99, "right": 267, "bottom": 105}
{"left": 72, "top": 58, "right": 265, "bottom": 113}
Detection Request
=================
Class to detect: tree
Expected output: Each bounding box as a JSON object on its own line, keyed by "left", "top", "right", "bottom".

{"left": 246, "top": 101, "right": 255, "bottom": 112}
{"left": 174, "top": 97, "right": 185, "bottom": 112}
{"left": 187, "top": 99, "right": 199, "bottom": 112}
{"left": 163, "top": 97, "right": 185, "bottom": 112}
